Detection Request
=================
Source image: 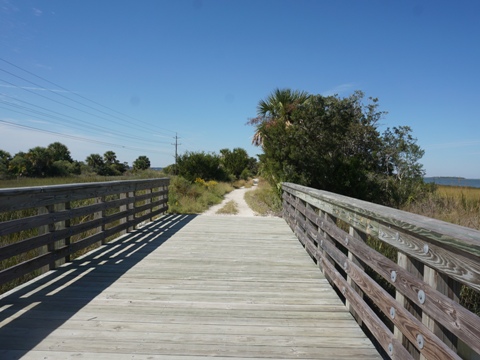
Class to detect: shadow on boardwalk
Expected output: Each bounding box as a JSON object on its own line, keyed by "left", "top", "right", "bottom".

{"left": 0, "top": 214, "right": 196, "bottom": 360}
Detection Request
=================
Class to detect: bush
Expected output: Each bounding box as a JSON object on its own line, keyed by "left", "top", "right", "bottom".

{"left": 168, "top": 176, "right": 233, "bottom": 214}
{"left": 177, "top": 151, "right": 228, "bottom": 182}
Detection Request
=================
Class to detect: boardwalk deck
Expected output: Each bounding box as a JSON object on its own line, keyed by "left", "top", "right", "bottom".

{"left": 0, "top": 214, "right": 381, "bottom": 359}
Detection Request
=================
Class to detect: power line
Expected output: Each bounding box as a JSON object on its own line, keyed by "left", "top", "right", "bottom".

{"left": 0, "top": 57, "right": 176, "bottom": 136}
{"left": 0, "top": 95, "right": 171, "bottom": 145}
{"left": 0, "top": 119, "right": 171, "bottom": 155}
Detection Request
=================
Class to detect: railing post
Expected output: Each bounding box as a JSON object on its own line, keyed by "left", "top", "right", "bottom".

{"left": 37, "top": 206, "right": 49, "bottom": 274}
{"left": 422, "top": 266, "right": 461, "bottom": 359}
{"left": 47, "top": 202, "right": 67, "bottom": 269}
{"left": 127, "top": 191, "right": 135, "bottom": 232}
{"left": 119, "top": 192, "right": 128, "bottom": 236}
{"left": 395, "top": 251, "right": 423, "bottom": 359}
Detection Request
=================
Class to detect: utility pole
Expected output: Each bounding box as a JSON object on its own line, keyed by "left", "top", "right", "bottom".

{"left": 172, "top": 133, "right": 181, "bottom": 174}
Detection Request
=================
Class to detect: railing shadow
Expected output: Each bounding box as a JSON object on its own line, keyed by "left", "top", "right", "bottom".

{"left": 0, "top": 213, "right": 196, "bottom": 359}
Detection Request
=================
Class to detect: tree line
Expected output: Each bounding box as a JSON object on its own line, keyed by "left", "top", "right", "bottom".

{"left": 248, "top": 88, "right": 429, "bottom": 207}
{"left": 164, "top": 147, "right": 258, "bottom": 182}
{"left": 0, "top": 142, "right": 152, "bottom": 179}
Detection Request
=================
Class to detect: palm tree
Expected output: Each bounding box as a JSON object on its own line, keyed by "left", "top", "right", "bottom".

{"left": 86, "top": 154, "right": 104, "bottom": 169}
{"left": 103, "top": 151, "right": 117, "bottom": 165}
{"left": 249, "top": 88, "right": 309, "bottom": 147}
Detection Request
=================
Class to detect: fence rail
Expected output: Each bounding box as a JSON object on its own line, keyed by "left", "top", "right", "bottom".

{"left": 0, "top": 178, "right": 169, "bottom": 292}
{"left": 282, "top": 182, "right": 480, "bottom": 360}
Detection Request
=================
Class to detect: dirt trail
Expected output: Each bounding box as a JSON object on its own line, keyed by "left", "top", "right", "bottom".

{"left": 202, "top": 185, "right": 256, "bottom": 217}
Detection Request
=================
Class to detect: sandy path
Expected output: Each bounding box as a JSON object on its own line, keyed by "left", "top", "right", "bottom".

{"left": 202, "top": 185, "right": 257, "bottom": 217}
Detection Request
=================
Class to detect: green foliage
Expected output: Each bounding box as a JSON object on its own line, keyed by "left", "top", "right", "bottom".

{"left": 0, "top": 150, "right": 12, "bottom": 179}
{"left": 219, "top": 147, "right": 257, "bottom": 180}
{"left": 133, "top": 155, "right": 151, "bottom": 171}
{"left": 168, "top": 176, "right": 233, "bottom": 214}
{"left": 176, "top": 151, "right": 228, "bottom": 182}
{"left": 249, "top": 88, "right": 427, "bottom": 207}
{"left": 244, "top": 179, "right": 282, "bottom": 216}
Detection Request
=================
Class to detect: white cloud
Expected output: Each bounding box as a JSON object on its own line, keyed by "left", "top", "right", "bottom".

{"left": 321, "top": 83, "right": 356, "bottom": 97}
{"left": 32, "top": 8, "right": 42, "bottom": 16}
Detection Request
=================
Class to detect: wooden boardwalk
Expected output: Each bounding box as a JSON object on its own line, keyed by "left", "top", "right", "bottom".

{"left": 0, "top": 214, "right": 381, "bottom": 359}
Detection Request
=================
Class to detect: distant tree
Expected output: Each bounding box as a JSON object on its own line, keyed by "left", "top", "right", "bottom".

{"left": 0, "top": 150, "right": 12, "bottom": 179}
{"left": 8, "top": 152, "right": 30, "bottom": 177}
{"left": 47, "top": 142, "right": 73, "bottom": 162}
{"left": 103, "top": 151, "right": 117, "bottom": 165}
{"left": 85, "top": 154, "right": 104, "bottom": 171}
{"left": 219, "top": 148, "right": 252, "bottom": 180}
{"left": 26, "top": 146, "right": 52, "bottom": 177}
{"left": 133, "top": 156, "right": 151, "bottom": 171}
{"left": 176, "top": 151, "right": 227, "bottom": 182}
{"left": 379, "top": 126, "right": 426, "bottom": 205}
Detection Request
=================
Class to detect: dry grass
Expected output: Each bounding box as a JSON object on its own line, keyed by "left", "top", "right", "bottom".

{"left": 402, "top": 185, "right": 480, "bottom": 315}
{"left": 216, "top": 200, "right": 239, "bottom": 215}
{"left": 403, "top": 185, "right": 480, "bottom": 230}
{"left": 244, "top": 179, "right": 282, "bottom": 216}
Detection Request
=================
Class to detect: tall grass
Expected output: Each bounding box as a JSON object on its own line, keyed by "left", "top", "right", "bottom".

{"left": 167, "top": 176, "right": 233, "bottom": 214}
{"left": 244, "top": 178, "right": 282, "bottom": 216}
{"left": 403, "top": 185, "right": 480, "bottom": 315}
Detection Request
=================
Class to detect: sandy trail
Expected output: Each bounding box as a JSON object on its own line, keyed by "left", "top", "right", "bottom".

{"left": 202, "top": 185, "right": 256, "bottom": 217}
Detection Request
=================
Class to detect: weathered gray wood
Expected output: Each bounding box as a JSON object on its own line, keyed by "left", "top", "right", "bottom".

{"left": 0, "top": 178, "right": 169, "bottom": 288}
{"left": 0, "top": 215, "right": 381, "bottom": 359}
{"left": 283, "top": 182, "right": 480, "bottom": 359}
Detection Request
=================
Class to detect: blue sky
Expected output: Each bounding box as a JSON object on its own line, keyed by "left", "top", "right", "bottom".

{"left": 1, "top": 0, "right": 479, "bottom": 178}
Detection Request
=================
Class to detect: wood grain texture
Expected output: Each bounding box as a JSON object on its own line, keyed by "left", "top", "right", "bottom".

{"left": 0, "top": 179, "right": 169, "bottom": 288}
{"left": 282, "top": 182, "right": 480, "bottom": 359}
{"left": 0, "top": 215, "right": 381, "bottom": 360}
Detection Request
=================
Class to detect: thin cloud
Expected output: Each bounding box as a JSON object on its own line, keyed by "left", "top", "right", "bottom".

{"left": 321, "top": 83, "right": 356, "bottom": 97}
{"left": 32, "top": 8, "right": 42, "bottom": 16}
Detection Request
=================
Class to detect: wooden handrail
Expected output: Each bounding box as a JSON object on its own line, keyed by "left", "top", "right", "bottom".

{"left": 282, "top": 182, "right": 480, "bottom": 360}
{"left": 0, "top": 178, "right": 169, "bottom": 293}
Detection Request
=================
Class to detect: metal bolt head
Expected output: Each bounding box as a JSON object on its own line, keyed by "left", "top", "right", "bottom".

{"left": 423, "top": 244, "right": 429, "bottom": 254}
{"left": 417, "top": 334, "right": 425, "bottom": 349}
{"left": 390, "top": 307, "right": 395, "bottom": 319}
{"left": 418, "top": 290, "right": 426, "bottom": 304}
{"left": 343, "top": 261, "right": 348, "bottom": 270}
{"left": 391, "top": 270, "right": 397, "bottom": 282}
{"left": 388, "top": 343, "right": 393, "bottom": 355}
{"left": 345, "top": 237, "right": 349, "bottom": 245}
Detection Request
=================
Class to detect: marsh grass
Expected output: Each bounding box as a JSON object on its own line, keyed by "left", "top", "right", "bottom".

{"left": 402, "top": 185, "right": 480, "bottom": 315}
{"left": 403, "top": 185, "right": 480, "bottom": 231}
{"left": 216, "top": 200, "right": 239, "bottom": 215}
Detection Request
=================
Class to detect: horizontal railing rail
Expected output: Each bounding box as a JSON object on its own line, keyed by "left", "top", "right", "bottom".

{"left": 0, "top": 178, "right": 169, "bottom": 293}
{"left": 282, "top": 182, "right": 480, "bottom": 360}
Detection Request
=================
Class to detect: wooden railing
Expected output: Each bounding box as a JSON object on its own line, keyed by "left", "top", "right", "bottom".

{"left": 0, "top": 178, "right": 169, "bottom": 293}
{"left": 282, "top": 182, "right": 480, "bottom": 360}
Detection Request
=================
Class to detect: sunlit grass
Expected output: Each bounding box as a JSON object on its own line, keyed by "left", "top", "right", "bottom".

{"left": 167, "top": 176, "right": 234, "bottom": 214}
{"left": 244, "top": 178, "right": 282, "bottom": 216}
{"left": 216, "top": 200, "right": 239, "bottom": 215}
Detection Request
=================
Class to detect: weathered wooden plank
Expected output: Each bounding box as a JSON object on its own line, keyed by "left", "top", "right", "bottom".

{"left": 0, "top": 215, "right": 381, "bottom": 359}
